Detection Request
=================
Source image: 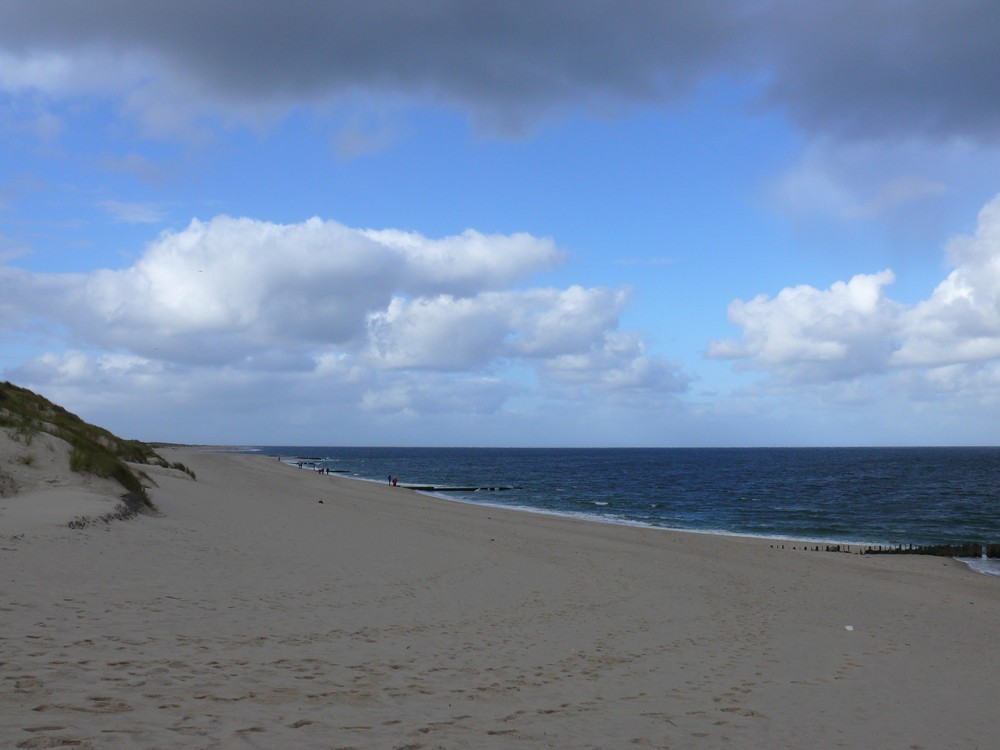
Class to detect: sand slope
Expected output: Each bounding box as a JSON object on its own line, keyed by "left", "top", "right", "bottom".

{"left": 0, "top": 430, "right": 129, "bottom": 535}
{"left": 2, "top": 448, "right": 999, "bottom": 749}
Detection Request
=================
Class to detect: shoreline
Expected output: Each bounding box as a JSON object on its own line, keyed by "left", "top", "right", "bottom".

{"left": 208, "top": 451, "right": 998, "bottom": 577}
{"left": 278, "top": 454, "right": 1000, "bottom": 569}
{"left": 6, "top": 448, "right": 1000, "bottom": 748}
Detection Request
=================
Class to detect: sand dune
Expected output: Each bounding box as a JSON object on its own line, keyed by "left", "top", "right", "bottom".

{"left": 2, "top": 448, "right": 999, "bottom": 748}
{"left": 0, "top": 430, "right": 129, "bottom": 536}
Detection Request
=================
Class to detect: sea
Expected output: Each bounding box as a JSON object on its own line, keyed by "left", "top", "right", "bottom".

{"left": 252, "top": 446, "right": 1000, "bottom": 576}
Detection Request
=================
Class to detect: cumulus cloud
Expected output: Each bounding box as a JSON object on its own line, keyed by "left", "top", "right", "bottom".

{"left": 2, "top": 1, "right": 998, "bottom": 142}
{"left": 2, "top": 215, "right": 559, "bottom": 364}
{"left": 362, "top": 226, "right": 565, "bottom": 296}
{"left": 708, "top": 270, "right": 900, "bottom": 382}
{"left": 540, "top": 331, "right": 689, "bottom": 399}
{"left": 366, "top": 294, "right": 519, "bottom": 371}
{"left": 711, "top": 193, "right": 1000, "bottom": 389}
{"left": 364, "top": 286, "right": 630, "bottom": 370}
{"left": 1, "top": 214, "right": 685, "bottom": 421}
{"left": 894, "top": 196, "right": 1000, "bottom": 366}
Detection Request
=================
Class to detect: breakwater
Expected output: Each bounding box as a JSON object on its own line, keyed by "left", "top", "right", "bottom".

{"left": 770, "top": 542, "right": 1000, "bottom": 558}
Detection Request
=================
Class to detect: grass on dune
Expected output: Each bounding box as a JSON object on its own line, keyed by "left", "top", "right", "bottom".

{"left": 0, "top": 381, "right": 197, "bottom": 512}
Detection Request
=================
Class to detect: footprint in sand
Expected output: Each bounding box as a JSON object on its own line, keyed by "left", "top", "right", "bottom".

{"left": 32, "top": 696, "right": 133, "bottom": 714}
{"left": 16, "top": 737, "right": 95, "bottom": 749}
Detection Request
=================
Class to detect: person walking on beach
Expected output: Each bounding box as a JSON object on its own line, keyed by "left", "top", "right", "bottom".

{"left": 392, "top": 476, "right": 398, "bottom": 486}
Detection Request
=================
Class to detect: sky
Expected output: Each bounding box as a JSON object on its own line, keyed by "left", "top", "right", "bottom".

{"left": 2, "top": 1, "right": 1000, "bottom": 447}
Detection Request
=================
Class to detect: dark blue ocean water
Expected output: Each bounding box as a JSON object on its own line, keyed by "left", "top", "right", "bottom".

{"left": 255, "top": 446, "right": 1000, "bottom": 549}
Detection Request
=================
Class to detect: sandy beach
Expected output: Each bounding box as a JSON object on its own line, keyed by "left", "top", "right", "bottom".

{"left": 3, "top": 447, "right": 1000, "bottom": 749}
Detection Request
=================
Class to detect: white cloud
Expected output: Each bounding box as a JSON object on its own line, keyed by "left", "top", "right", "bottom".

{"left": 359, "top": 282, "right": 694, "bottom": 411}
{"left": 540, "top": 330, "right": 689, "bottom": 400}
{"left": 709, "top": 270, "right": 900, "bottom": 382}
{"left": 711, "top": 193, "right": 1000, "bottom": 394}
{"left": 364, "top": 285, "right": 632, "bottom": 371}
{"left": 362, "top": 227, "right": 565, "bottom": 296}
{"left": 894, "top": 196, "right": 1000, "bottom": 366}
{"left": 365, "top": 294, "right": 514, "bottom": 371}
{"left": 510, "top": 286, "right": 625, "bottom": 358}
{"left": 7, "top": 215, "right": 560, "bottom": 365}
{"left": 1, "top": 215, "right": 685, "bottom": 430}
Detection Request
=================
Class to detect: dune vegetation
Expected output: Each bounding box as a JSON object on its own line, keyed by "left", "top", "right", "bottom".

{"left": 0, "top": 381, "right": 195, "bottom": 512}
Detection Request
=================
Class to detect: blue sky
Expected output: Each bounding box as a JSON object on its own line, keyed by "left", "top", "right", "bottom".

{"left": 3, "top": 1, "right": 1000, "bottom": 446}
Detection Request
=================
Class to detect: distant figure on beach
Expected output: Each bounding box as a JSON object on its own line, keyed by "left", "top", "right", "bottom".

{"left": 392, "top": 476, "right": 398, "bottom": 486}
{"left": 388, "top": 474, "right": 392, "bottom": 483}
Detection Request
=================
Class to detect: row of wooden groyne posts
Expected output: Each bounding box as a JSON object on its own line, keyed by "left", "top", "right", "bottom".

{"left": 772, "top": 542, "right": 1000, "bottom": 558}
{"left": 290, "top": 458, "right": 517, "bottom": 492}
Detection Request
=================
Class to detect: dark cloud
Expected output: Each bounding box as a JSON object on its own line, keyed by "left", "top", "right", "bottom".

{"left": 0, "top": 2, "right": 733, "bottom": 116}
{"left": 1, "top": 0, "right": 998, "bottom": 141}
{"left": 756, "top": 1, "right": 1000, "bottom": 142}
